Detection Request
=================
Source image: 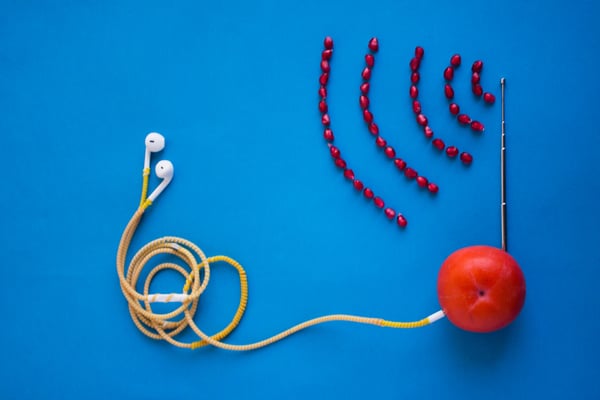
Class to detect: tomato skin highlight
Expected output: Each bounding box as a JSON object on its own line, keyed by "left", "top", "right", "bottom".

{"left": 437, "top": 245, "right": 526, "bottom": 333}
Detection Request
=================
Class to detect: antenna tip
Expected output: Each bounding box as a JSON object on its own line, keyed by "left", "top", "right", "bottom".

{"left": 500, "top": 77, "right": 506, "bottom": 85}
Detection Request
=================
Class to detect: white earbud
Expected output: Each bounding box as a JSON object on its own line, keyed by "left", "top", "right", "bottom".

{"left": 144, "top": 132, "right": 166, "bottom": 169}
{"left": 147, "top": 160, "right": 174, "bottom": 201}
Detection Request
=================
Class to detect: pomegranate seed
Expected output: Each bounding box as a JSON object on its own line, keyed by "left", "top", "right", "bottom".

{"left": 483, "top": 92, "right": 496, "bottom": 104}
{"left": 373, "top": 197, "right": 385, "bottom": 208}
{"left": 444, "top": 66, "right": 454, "bottom": 81}
{"left": 450, "top": 54, "right": 461, "bottom": 67}
{"left": 322, "top": 49, "right": 333, "bottom": 60}
{"left": 457, "top": 114, "right": 471, "bottom": 124}
{"left": 460, "top": 152, "right": 473, "bottom": 164}
{"left": 471, "top": 121, "right": 484, "bottom": 132}
{"left": 411, "top": 71, "right": 420, "bottom": 84}
{"left": 365, "top": 54, "right": 375, "bottom": 67}
{"left": 363, "top": 188, "right": 374, "bottom": 199}
{"left": 446, "top": 146, "right": 459, "bottom": 157}
{"left": 444, "top": 84, "right": 454, "bottom": 99}
{"left": 404, "top": 167, "right": 417, "bottom": 179}
{"left": 321, "top": 114, "right": 330, "bottom": 126}
{"left": 320, "top": 60, "right": 330, "bottom": 73}
{"left": 471, "top": 72, "right": 480, "bottom": 84}
{"left": 416, "top": 176, "right": 428, "bottom": 187}
{"left": 396, "top": 214, "right": 408, "bottom": 228}
{"left": 409, "top": 85, "right": 418, "bottom": 98}
{"left": 318, "top": 86, "right": 327, "bottom": 98}
{"left": 324, "top": 36, "right": 334, "bottom": 50}
{"left": 369, "top": 122, "right": 379, "bottom": 135}
{"left": 362, "top": 67, "right": 371, "bottom": 80}
{"left": 394, "top": 158, "right": 407, "bottom": 170}
{"left": 416, "top": 114, "right": 428, "bottom": 126}
{"left": 343, "top": 169, "right": 355, "bottom": 180}
{"left": 368, "top": 37, "right": 379, "bottom": 52}
{"left": 384, "top": 207, "right": 396, "bottom": 219}
{"left": 360, "top": 82, "right": 370, "bottom": 94}
{"left": 375, "top": 136, "right": 387, "bottom": 147}
{"left": 409, "top": 57, "right": 420, "bottom": 71}
{"left": 353, "top": 179, "right": 364, "bottom": 191}
{"left": 427, "top": 182, "right": 439, "bottom": 193}
{"left": 449, "top": 103, "right": 460, "bottom": 115}
{"left": 472, "top": 83, "right": 483, "bottom": 96}
{"left": 472, "top": 60, "right": 483, "bottom": 73}
{"left": 319, "top": 73, "right": 329, "bottom": 86}
{"left": 363, "top": 109, "right": 373, "bottom": 123}
{"left": 432, "top": 138, "right": 445, "bottom": 150}
{"left": 415, "top": 46, "right": 425, "bottom": 59}
{"left": 424, "top": 126, "right": 434, "bottom": 138}
{"left": 323, "top": 128, "right": 334, "bottom": 141}
{"left": 359, "top": 95, "right": 369, "bottom": 109}
{"left": 319, "top": 100, "right": 328, "bottom": 113}
{"left": 384, "top": 146, "right": 396, "bottom": 158}
{"left": 329, "top": 145, "right": 341, "bottom": 158}
{"left": 412, "top": 100, "right": 422, "bottom": 114}
{"left": 334, "top": 158, "right": 347, "bottom": 168}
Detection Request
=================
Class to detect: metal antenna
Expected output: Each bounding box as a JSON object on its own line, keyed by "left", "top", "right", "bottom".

{"left": 500, "top": 78, "right": 507, "bottom": 252}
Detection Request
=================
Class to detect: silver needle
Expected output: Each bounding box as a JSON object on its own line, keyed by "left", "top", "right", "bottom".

{"left": 500, "top": 77, "right": 507, "bottom": 252}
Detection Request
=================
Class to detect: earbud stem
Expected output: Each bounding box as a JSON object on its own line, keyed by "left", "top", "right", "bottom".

{"left": 147, "top": 179, "right": 172, "bottom": 202}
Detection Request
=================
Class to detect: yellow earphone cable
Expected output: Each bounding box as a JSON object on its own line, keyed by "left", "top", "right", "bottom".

{"left": 117, "top": 171, "right": 444, "bottom": 351}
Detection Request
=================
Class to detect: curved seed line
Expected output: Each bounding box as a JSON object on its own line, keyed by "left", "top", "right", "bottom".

{"left": 359, "top": 40, "right": 438, "bottom": 194}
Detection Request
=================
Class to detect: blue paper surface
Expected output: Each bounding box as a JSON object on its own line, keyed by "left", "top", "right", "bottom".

{"left": 1, "top": 0, "right": 599, "bottom": 398}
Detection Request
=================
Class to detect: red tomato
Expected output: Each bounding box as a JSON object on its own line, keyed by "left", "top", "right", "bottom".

{"left": 437, "top": 245, "right": 526, "bottom": 333}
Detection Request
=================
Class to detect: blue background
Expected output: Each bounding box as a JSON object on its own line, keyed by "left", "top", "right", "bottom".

{"left": 1, "top": 0, "right": 599, "bottom": 398}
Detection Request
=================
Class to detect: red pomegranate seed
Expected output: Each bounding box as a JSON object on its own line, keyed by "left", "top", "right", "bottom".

{"left": 409, "top": 85, "right": 419, "bottom": 98}
{"left": 416, "top": 114, "right": 428, "bottom": 126}
{"left": 363, "top": 188, "right": 374, "bottom": 199}
{"left": 384, "top": 146, "right": 396, "bottom": 158}
{"left": 373, "top": 197, "right": 385, "bottom": 208}
{"left": 396, "top": 214, "right": 408, "bottom": 228}
{"left": 334, "top": 158, "right": 347, "bottom": 168}
{"left": 362, "top": 67, "right": 371, "bottom": 80}
{"left": 471, "top": 72, "right": 480, "bottom": 84}
{"left": 322, "top": 49, "right": 333, "bottom": 60}
{"left": 427, "top": 182, "right": 439, "bottom": 193}
{"left": 424, "top": 126, "right": 434, "bottom": 138}
{"left": 384, "top": 207, "right": 396, "bottom": 219}
{"left": 412, "top": 100, "right": 421, "bottom": 114}
{"left": 404, "top": 167, "right": 417, "bottom": 179}
{"left": 460, "top": 152, "right": 473, "bottom": 164}
{"left": 359, "top": 95, "right": 369, "bottom": 109}
{"left": 457, "top": 114, "right": 471, "bottom": 124}
{"left": 360, "top": 82, "right": 370, "bottom": 94}
{"left": 446, "top": 146, "right": 459, "bottom": 157}
{"left": 321, "top": 60, "right": 330, "bottom": 73}
{"left": 375, "top": 136, "right": 387, "bottom": 147}
{"left": 472, "top": 60, "right": 483, "bottom": 73}
{"left": 369, "top": 122, "right": 379, "bottom": 135}
{"left": 365, "top": 54, "right": 375, "bottom": 67}
{"left": 321, "top": 114, "right": 330, "bottom": 126}
{"left": 394, "top": 158, "right": 407, "bottom": 170}
{"left": 324, "top": 36, "right": 334, "bottom": 50}
{"left": 319, "top": 73, "right": 329, "bottom": 86}
{"left": 323, "top": 128, "right": 334, "bottom": 141}
{"left": 415, "top": 46, "right": 425, "bottom": 59}
{"left": 319, "top": 100, "right": 327, "bottom": 113}
{"left": 483, "top": 92, "right": 496, "bottom": 104}
{"left": 472, "top": 83, "right": 483, "bottom": 96}
{"left": 368, "top": 37, "right": 379, "bottom": 52}
{"left": 411, "top": 72, "right": 420, "bottom": 84}
{"left": 343, "top": 169, "right": 355, "bottom": 180}
{"left": 353, "top": 179, "right": 364, "bottom": 191}
{"left": 329, "top": 145, "right": 341, "bottom": 158}
{"left": 363, "top": 109, "right": 373, "bottom": 123}
{"left": 449, "top": 103, "right": 460, "bottom": 115}
{"left": 471, "top": 121, "right": 484, "bottom": 132}
{"left": 450, "top": 54, "right": 461, "bottom": 66}
{"left": 318, "top": 86, "right": 327, "bottom": 98}
{"left": 416, "top": 176, "right": 428, "bottom": 187}
{"left": 409, "top": 57, "right": 420, "bottom": 71}
{"left": 444, "top": 84, "right": 454, "bottom": 99}
{"left": 432, "top": 138, "right": 445, "bottom": 150}
{"left": 444, "top": 66, "right": 454, "bottom": 81}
